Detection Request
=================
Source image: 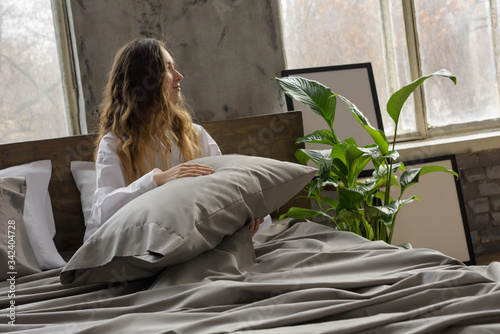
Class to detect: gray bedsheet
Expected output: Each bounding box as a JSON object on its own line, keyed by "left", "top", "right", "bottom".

{"left": 1, "top": 220, "right": 499, "bottom": 333}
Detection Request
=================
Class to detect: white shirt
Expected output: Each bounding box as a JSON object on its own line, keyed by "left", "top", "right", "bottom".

{"left": 85, "top": 124, "right": 221, "bottom": 242}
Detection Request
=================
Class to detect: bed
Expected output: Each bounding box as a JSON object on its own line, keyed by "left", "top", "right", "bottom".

{"left": 0, "top": 110, "right": 499, "bottom": 333}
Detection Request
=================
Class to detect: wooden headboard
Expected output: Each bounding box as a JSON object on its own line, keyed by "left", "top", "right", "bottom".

{"left": 0, "top": 111, "right": 305, "bottom": 257}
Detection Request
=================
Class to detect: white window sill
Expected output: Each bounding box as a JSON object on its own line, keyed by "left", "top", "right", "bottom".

{"left": 395, "top": 130, "right": 500, "bottom": 162}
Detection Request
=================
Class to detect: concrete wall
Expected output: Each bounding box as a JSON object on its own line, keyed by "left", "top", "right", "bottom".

{"left": 457, "top": 149, "right": 500, "bottom": 256}
{"left": 67, "top": 0, "right": 287, "bottom": 132}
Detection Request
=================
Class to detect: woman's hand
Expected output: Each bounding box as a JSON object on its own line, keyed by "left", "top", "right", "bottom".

{"left": 153, "top": 163, "right": 215, "bottom": 186}
{"left": 248, "top": 218, "right": 264, "bottom": 236}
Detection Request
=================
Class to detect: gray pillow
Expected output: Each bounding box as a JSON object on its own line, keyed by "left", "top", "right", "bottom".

{"left": 61, "top": 154, "right": 317, "bottom": 285}
{"left": 0, "top": 177, "right": 41, "bottom": 281}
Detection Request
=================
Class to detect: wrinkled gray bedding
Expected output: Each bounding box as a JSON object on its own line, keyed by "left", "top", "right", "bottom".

{"left": 1, "top": 220, "right": 499, "bottom": 334}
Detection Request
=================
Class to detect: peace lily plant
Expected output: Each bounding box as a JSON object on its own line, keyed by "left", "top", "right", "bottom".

{"left": 276, "top": 69, "right": 458, "bottom": 244}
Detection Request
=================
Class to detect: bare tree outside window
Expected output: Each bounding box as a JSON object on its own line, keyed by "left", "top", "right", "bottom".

{"left": 0, "top": 0, "right": 68, "bottom": 144}
{"left": 415, "top": 0, "right": 500, "bottom": 129}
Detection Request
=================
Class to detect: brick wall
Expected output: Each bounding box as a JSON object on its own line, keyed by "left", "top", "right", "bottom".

{"left": 456, "top": 149, "right": 500, "bottom": 256}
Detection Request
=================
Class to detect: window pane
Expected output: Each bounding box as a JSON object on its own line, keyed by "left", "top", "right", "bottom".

{"left": 388, "top": 0, "right": 417, "bottom": 136}
{"left": 279, "top": 0, "right": 416, "bottom": 137}
{"left": 0, "top": 0, "right": 68, "bottom": 144}
{"left": 415, "top": 0, "right": 500, "bottom": 128}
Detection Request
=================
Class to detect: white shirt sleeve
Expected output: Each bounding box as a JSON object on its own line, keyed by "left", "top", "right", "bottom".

{"left": 194, "top": 124, "right": 222, "bottom": 157}
{"left": 84, "top": 127, "right": 221, "bottom": 242}
{"left": 84, "top": 134, "right": 159, "bottom": 242}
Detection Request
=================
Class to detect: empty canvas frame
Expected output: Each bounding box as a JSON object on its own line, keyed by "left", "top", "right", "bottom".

{"left": 281, "top": 63, "right": 384, "bottom": 151}
{"left": 391, "top": 155, "right": 475, "bottom": 265}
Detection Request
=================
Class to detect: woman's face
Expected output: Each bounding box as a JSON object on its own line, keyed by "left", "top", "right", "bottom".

{"left": 161, "top": 48, "right": 184, "bottom": 104}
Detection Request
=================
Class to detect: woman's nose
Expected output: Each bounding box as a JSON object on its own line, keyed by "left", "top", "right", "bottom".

{"left": 175, "top": 69, "right": 183, "bottom": 82}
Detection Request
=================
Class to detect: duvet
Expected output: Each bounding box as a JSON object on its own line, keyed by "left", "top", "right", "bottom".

{"left": 1, "top": 219, "right": 499, "bottom": 334}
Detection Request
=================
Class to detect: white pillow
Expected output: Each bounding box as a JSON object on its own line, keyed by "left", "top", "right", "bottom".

{"left": 0, "top": 160, "right": 66, "bottom": 270}
{"left": 70, "top": 161, "right": 95, "bottom": 226}
{"left": 0, "top": 177, "right": 42, "bottom": 280}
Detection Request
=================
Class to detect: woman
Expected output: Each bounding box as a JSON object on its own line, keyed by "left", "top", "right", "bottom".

{"left": 85, "top": 38, "right": 263, "bottom": 242}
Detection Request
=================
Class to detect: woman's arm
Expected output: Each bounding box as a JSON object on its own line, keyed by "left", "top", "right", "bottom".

{"left": 152, "top": 124, "right": 219, "bottom": 186}
{"left": 84, "top": 134, "right": 160, "bottom": 241}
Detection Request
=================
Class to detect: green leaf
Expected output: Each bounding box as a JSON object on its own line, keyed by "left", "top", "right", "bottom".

{"left": 400, "top": 165, "right": 458, "bottom": 194}
{"left": 295, "top": 148, "right": 331, "bottom": 165}
{"left": 297, "top": 129, "right": 339, "bottom": 145}
{"left": 337, "top": 187, "right": 365, "bottom": 210}
{"left": 386, "top": 69, "right": 457, "bottom": 125}
{"left": 279, "top": 207, "right": 333, "bottom": 221}
{"left": 328, "top": 145, "right": 349, "bottom": 184}
{"left": 362, "top": 219, "right": 375, "bottom": 240}
{"left": 365, "top": 201, "right": 399, "bottom": 227}
{"left": 337, "top": 142, "right": 368, "bottom": 187}
{"left": 420, "top": 165, "right": 459, "bottom": 179}
{"left": 398, "top": 195, "right": 420, "bottom": 208}
{"left": 318, "top": 195, "right": 339, "bottom": 210}
{"left": 330, "top": 144, "right": 347, "bottom": 165}
{"left": 398, "top": 243, "right": 412, "bottom": 250}
{"left": 335, "top": 209, "right": 363, "bottom": 232}
{"left": 305, "top": 177, "right": 322, "bottom": 198}
{"left": 400, "top": 168, "right": 421, "bottom": 191}
{"left": 318, "top": 157, "right": 333, "bottom": 182}
{"left": 359, "top": 178, "right": 387, "bottom": 204}
{"left": 344, "top": 142, "right": 365, "bottom": 166}
{"left": 337, "top": 94, "right": 390, "bottom": 155}
{"left": 322, "top": 180, "right": 339, "bottom": 189}
{"left": 357, "top": 178, "right": 378, "bottom": 192}
{"left": 331, "top": 162, "right": 349, "bottom": 186}
{"left": 374, "top": 191, "right": 393, "bottom": 203}
{"left": 276, "top": 76, "right": 337, "bottom": 129}
{"left": 294, "top": 149, "right": 310, "bottom": 165}
{"left": 374, "top": 162, "right": 402, "bottom": 181}
{"left": 359, "top": 144, "right": 382, "bottom": 159}
{"left": 384, "top": 150, "right": 400, "bottom": 161}
{"left": 350, "top": 154, "right": 372, "bottom": 186}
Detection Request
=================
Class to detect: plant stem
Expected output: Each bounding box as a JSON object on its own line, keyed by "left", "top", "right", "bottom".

{"left": 388, "top": 187, "right": 404, "bottom": 244}
{"left": 388, "top": 212, "right": 399, "bottom": 244}
{"left": 384, "top": 159, "right": 392, "bottom": 205}
{"left": 383, "top": 123, "right": 399, "bottom": 206}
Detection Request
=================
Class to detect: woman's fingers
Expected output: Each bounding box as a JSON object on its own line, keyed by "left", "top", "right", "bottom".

{"left": 154, "top": 163, "right": 215, "bottom": 185}
{"left": 178, "top": 163, "right": 215, "bottom": 176}
{"left": 248, "top": 221, "right": 257, "bottom": 236}
{"left": 248, "top": 218, "right": 265, "bottom": 236}
{"left": 173, "top": 163, "right": 214, "bottom": 176}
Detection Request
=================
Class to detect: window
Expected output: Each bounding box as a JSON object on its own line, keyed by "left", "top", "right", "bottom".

{"left": 0, "top": 0, "right": 74, "bottom": 144}
{"left": 279, "top": 0, "right": 500, "bottom": 141}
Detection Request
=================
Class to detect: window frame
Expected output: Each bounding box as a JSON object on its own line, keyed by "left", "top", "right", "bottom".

{"left": 394, "top": 0, "right": 500, "bottom": 142}
{"left": 51, "top": 0, "right": 81, "bottom": 136}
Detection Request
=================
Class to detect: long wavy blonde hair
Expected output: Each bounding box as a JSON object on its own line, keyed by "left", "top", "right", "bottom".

{"left": 95, "top": 38, "right": 201, "bottom": 185}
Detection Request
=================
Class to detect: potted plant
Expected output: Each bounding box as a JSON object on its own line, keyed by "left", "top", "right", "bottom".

{"left": 275, "top": 69, "right": 458, "bottom": 244}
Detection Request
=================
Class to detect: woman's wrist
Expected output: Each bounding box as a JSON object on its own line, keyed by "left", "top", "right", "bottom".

{"left": 152, "top": 168, "right": 163, "bottom": 186}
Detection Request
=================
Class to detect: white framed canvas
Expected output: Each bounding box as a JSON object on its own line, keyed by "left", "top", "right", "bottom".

{"left": 281, "top": 63, "right": 384, "bottom": 152}
{"left": 391, "top": 155, "right": 475, "bottom": 265}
